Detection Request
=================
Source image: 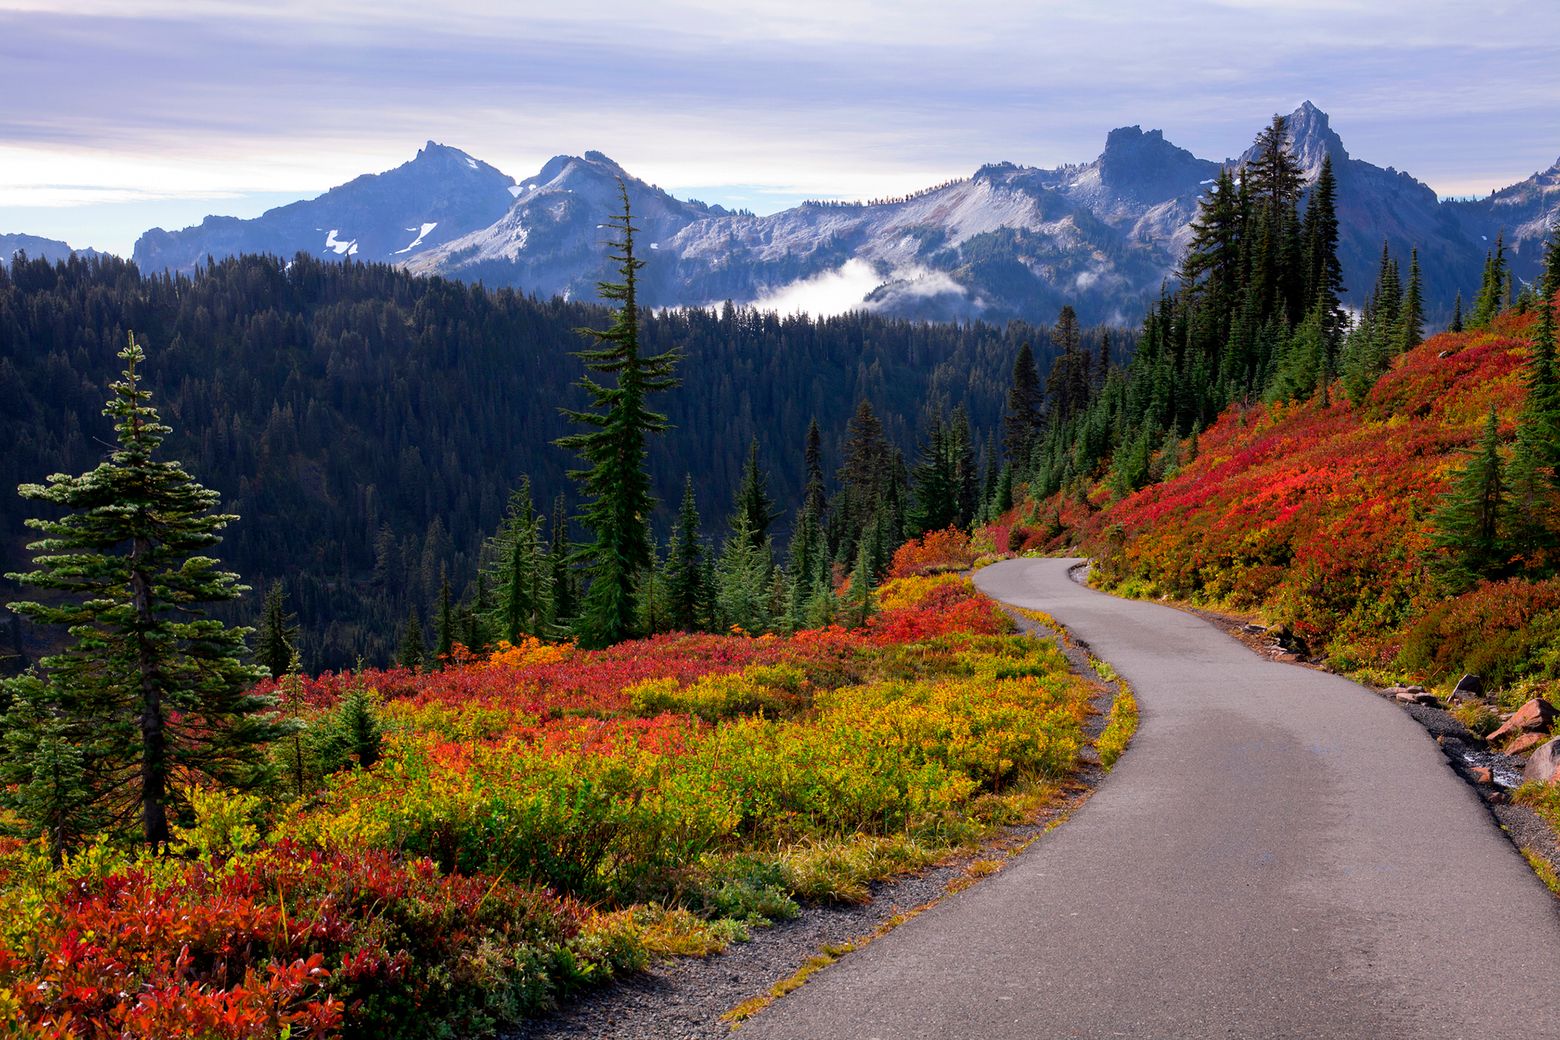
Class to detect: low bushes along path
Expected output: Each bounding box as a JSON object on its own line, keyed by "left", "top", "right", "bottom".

{"left": 743, "top": 557, "right": 1560, "bottom": 1039}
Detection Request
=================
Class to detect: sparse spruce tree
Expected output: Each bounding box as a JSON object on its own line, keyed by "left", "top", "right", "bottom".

{"left": 1, "top": 335, "right": 281, "bottom": 852}
{"left": 732, "top": 438, "right": 776, "bottom": 551}
{"left": 398, "top": 606, "right": 425, "bottom": 671}
{"left": 484, "top": 478, "right": 550, "bottom": 643}
{"left": 665, "top": 476, "right": 708, "bottom": 632}
{"left": 434, "top": 573, "right": 455, "bottom": 664}
{"left": 714, "top": 513, "right": 772, "bottom": 634}
{"left": 557, "top": 185, "right": 681, "bottom": 648}
{"left": 254, "top": 580, "right": 300, "bottom": 680}
{"left": 1429, "top": 405, "right": 1509, "bottom": 592}
{"left": 1471, "top": 233, "right": 1507, "bottom": 329}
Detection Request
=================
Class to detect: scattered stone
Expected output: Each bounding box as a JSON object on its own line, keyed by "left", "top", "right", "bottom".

{"left": 1452, "top": 674, "right": 1484, "bottom": 699}
{"left": 1438, "top": 349, "right": 1454, "bottom": 359}
{"left": 1395, "top": 690, "right": 1421, "bottom": 704}
{"left": 1502, "top": 732, "right": 1548, "bottom": 757}
{"left": 1469, "top": 766, "right": 1494, "bottom": 785}
{"left": 1241, "top": 623, "right": 1267, "bottom": 635}
{"left": 1486, "top": 697, "right": 1558, "bottom": 745}
{"left": 1524, "top": 737, "right": 1560, "bottom": 785}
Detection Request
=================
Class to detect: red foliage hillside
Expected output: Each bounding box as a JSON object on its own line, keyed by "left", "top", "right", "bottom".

{"left": 1002, "top": 305, "right": 1549, "bottom": 679}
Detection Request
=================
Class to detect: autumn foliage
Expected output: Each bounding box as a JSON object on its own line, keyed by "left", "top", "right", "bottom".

{"left": 989, "top": 304, "right": 1556, "bottom": 683}
{"left": 0, "top": 575, "right": 1096, "bottom": 1039}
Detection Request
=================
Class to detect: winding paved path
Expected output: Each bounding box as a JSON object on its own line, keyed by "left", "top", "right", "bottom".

{"left": 746, "top": 557, "right": 1560, "bottom": 1039}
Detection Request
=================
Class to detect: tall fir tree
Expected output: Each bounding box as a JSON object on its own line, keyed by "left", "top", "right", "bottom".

{"left": 1002, "top": 342, "right": 1044, "bottom": 471}
{"left": 556, "top": 185, "right": 681, "bottom": 648}
{"left": 434, "top": 573, "right": 455, "bottom": 664}
{"left": 1, "top": 335, "right": 282, "bottom": 852}
{"left": 1398, "top": 248, "right": 1424, "bottom": 354}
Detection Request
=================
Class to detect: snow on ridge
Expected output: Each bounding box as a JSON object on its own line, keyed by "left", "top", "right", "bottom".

{"left": 394, "top": 222, "right": 439, "bottom": 255}
{"left": 324, "top": 229, "right": 358, "bottom": 256}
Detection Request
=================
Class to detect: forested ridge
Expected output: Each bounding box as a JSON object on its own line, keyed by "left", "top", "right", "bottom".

{"left": 0, "top": 252, "right": 1117, "bottom": 667}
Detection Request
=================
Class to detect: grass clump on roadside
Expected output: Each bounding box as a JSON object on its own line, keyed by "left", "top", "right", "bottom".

{"left": 1096, "top": 682, "right": 1140, "bottom": 771}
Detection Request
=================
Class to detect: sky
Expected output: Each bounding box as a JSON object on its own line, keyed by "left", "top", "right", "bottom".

{"left": 3, "top": 0, "right": 1559, "bottom": 256}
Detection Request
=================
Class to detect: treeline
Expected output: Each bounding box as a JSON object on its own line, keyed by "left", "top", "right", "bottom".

{"left": 0, "top": 251, "right": 1123, "bottom": 668}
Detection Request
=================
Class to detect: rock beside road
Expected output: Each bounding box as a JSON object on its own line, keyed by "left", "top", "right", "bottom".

{"left": 1523, "top": 737, "right": 1560, "bottom": 785}
{"left": 1486, "top": 697, "right": 1557, "bottom": 749}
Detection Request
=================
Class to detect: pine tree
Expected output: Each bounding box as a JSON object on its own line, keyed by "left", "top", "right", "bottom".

{"left": 1302, "top": 154, "right": 1345, "bottom": 348}
{"left": 714, "top": 513, "right": 772, "bottom": 634}
{"left": 1, "top": 335, "right": 281, "bottom": 851}
{"left": 665, "top": 476, "right": 707, "bottom": 632}
{"left": 802, "top": 418, "right": 827, "bottom": 517}
{"left": 833, "top": 399, "right": 891, "bottom": 561}
{"left": 0, "top": 676, "right": 101, "bottom": 865}
{"left": 842, "top": 539, "right": 877, "bottom": 629}
{"left": 1471, "top": 233, "right": 1507, "bottom": 328}
{"left": 547, "top": 494, "right": 576, "bottom": 626}
{"left": 1002, "top": 342, "right": 1044, "bottom": 470}
{"left": 254, "top": 580, "right": 299, "bottom": 680}
{"left": 314, "top": 674, "right": 382, "bottom": 773}
{"left": 398, "top": 606, "right": 425, "bottom": 671}
{"left": 1543, "top": 224, "right": 1560, "bottom": 303}
{"left": 1450, "top": 292, "right": 1464, "bottom": 333}
{"left": 556, "top": 185, "right": 681, "bottom": 648}
{"left": 1429, "top": 405, "right": 1508, "bottom": 592}
{"left": 484, "top": 478, "right": 549, "bottom": 643}
{"left": 1398, "top": 248, "right": 1424, "bottom": 354}
{"left": 732, "top": 438, "right": 776, "bottom": 550}
{"left": 434, "top": 573, "right": 454, "bottom": 664}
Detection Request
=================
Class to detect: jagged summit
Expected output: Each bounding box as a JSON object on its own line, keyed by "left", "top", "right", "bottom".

{"left": 129, "top": 108, "right": 1559, "bottom": 325}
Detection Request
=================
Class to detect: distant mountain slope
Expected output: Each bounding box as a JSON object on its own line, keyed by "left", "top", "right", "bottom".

{"left": 1, "top": 233, "right": 102, "bottom": 265}
{"left": 128, "top": 107, "right": 1560, "bottom": 325}
{"left": 403, "top": 151, "right": 720, "bottom": 303}
{"left": 132, "top": 142, "right": 516, "bottom": 273}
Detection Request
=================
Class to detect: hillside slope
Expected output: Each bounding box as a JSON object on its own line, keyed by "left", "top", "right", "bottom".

{"left": 1002, "top": 304, "right": 1547, "bottom": 683}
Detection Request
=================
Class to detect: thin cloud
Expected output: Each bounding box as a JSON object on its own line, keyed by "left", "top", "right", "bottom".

{"left": 2, "top": 2, "right": 1558, "bottom": 253}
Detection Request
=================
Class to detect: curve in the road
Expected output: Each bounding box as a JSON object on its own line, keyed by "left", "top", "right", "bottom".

{"left": 744, "top": 557, "right": 1560, "bottom": 1040}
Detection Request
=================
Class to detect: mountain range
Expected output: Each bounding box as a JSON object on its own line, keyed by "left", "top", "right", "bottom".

{"left": 13, "top": 104, "right": 1558, "bottom": 325}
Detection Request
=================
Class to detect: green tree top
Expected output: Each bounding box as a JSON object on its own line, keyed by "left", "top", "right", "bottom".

{"left": 556, "top": 184, "right": 681, "bottom": 648}
{"left": 4, "top": 334, "right": 282, "bottom": 852}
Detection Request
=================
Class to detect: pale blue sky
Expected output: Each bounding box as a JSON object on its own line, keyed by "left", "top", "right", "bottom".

{"left": 3, "top": 0, "right": 1558, "bottom": 255}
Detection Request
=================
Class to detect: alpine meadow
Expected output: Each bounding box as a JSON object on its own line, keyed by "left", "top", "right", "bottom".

{"left": 4, "top": 4, "right": 1560, "bottom": 1037}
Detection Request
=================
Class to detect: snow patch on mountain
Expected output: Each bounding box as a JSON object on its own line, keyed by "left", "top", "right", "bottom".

{"left": 394, "top": 222, "right": 438, "bottom": 254}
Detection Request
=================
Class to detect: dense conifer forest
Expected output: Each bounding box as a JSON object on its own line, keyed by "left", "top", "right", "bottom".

{"left": 0, "top": 252, "right": 1118, "bottom": 667}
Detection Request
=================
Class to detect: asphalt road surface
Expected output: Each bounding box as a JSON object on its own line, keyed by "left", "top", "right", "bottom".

{"left": 744, "top": 557, "right": 1560, "bottom": 1039}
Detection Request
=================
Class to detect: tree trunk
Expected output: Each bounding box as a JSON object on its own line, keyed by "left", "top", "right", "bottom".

{"left": 131, "top": 537, "right": 169, "bottom": 848}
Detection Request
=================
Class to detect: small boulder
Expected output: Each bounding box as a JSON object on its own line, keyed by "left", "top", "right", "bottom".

{"left": 1524, "top": 737, "right": 1560, "bottom": 784}
{"left": 1469, "top": 766, "right": 1494, "bottom": 785}
{"left": 1242, "top": 623, "right": 1268, "bottom": 635}
{"left": 1486, "top": 697, "right": 1558, "bottom": 745}
{"left": 1452, "top": 674, "right": 1484, "bottom": 700}
{"left": 1502, "top": 732, "right": 1548, "bottom": 757}
{"left": 1394, "top": 690, "right": 1420, "bottom": 704}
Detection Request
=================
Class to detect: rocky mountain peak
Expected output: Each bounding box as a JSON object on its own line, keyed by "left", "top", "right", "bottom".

{"left": 1095, "top": 124, "right": 1216, "bottom": 202}
{"left": 1277, "top": 101, "right": 1348, "bottom": 174}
